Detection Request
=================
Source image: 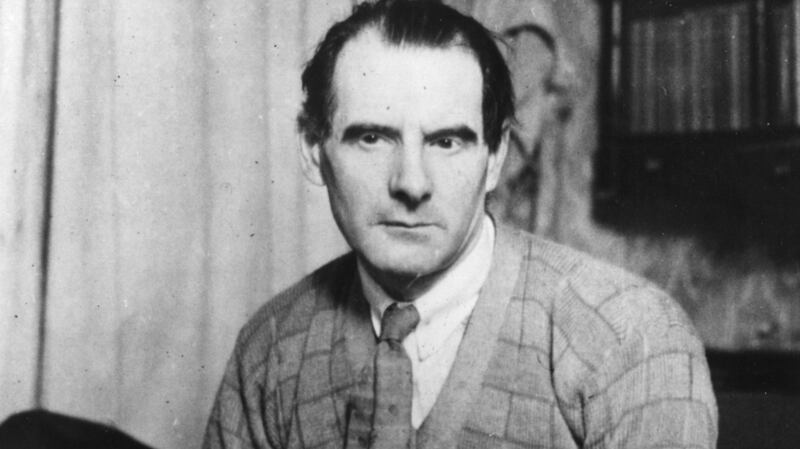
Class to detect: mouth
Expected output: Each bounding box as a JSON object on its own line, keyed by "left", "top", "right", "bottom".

{"left": 380, "top": 220, "right": 435, "bottom": 228}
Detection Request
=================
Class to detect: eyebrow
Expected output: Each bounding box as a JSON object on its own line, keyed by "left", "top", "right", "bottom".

{"left": 341, "top": 123, "right": 478, "bottom": 145}
{"left": 424, "top": 126, "right": 478, "bottom": 145}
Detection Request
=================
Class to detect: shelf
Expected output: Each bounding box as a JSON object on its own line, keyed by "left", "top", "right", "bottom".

{"left": 622, "top": 0, "right": 757, "bottom": 20}
{"left": 708, "top": 349, "right": 800, "bottom": 393}
{"left": 595, "top": 0, "right": 800, "bottom": 241}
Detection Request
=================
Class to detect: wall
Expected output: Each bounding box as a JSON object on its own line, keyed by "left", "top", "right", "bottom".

{"left": 501, "top": 0, "right": 800, "bottom": 352}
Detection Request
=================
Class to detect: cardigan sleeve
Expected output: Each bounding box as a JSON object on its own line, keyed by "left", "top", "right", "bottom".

{"left": 578, "top": 286, "right": 718, "bottom": 449}
{"left": 202, "top": 318, "right": 284, "bottom": 449}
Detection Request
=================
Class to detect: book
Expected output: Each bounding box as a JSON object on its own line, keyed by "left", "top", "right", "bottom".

{"left": 794, "top": 0, "right": 800, "bottom": 125}
{"left": 622, "top": 1, "right": 759, "bottom": 134}
{"left": 642, "top": 18, "right": 658, "bottom": 133}
{"left": 687, "top": 11, "right": 704, "bottom": 131}
{"left": 728, "top": 4, "right": 751, "bottom": 130}
{"left": 670, "top": 15, "right": 689, "bottom": 132}
{"left": 711, "top": 6, "right": 733, "bottom": 130}
{"left": 699, "top": 10, "right": 715, "bottom": 131}
{"left": 737, "top": 3, "right": 753, "bottom": 129}
{"left": 655, "top": 16, "right": 670, "bottom": 132}
{"left": 770, "top": 1, "right": 795, "bottom": 126}
{"left": 629, "top": 20, "right": 646, "bottom": 133}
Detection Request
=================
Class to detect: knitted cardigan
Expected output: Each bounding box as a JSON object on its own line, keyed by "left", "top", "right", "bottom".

{"left": 203, "top": 225, "right": 718, "bottom": 449}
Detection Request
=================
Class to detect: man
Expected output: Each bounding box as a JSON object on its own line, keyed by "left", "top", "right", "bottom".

{"left": 203, "top": 1, "right": 717, "bottom": 448}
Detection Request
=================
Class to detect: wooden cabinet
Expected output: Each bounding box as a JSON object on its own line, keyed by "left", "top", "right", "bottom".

{"left": 595, "top": 0, "right": 800, "bottom": 237}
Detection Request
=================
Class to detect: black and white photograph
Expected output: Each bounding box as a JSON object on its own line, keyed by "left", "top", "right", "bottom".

{"left": 1, "top": 1, "right": 798, "bottom": 448}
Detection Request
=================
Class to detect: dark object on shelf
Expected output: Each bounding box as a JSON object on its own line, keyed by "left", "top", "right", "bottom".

{"left": 0, "top": 410, "right": 154, "bottom": 449}
{"left": 708, "top": 349, "right": 800, "bottom": 449}
{"left": 595, "top": 0, "right": 800, "bottom": 249}
{"left": 717, "top": 392, "right": 800, "bottom": 449}
{"left": 707, "top": 348, "right": 800, "bottom": 394}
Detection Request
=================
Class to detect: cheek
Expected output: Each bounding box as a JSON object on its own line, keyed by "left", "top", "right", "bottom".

{"left": 437, "top": 155, "right": 489, "bottom": 198}
{"left": 324, "top": 155, "right": 384, "bottom": 210}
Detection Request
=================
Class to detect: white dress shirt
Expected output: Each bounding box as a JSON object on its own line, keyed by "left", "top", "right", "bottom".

{"left": 357, "top": 215, "right": 495, "bottom": 428}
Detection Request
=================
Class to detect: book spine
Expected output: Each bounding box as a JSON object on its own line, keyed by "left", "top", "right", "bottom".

{"left": 672, "top": 16, "right": 688, "bottom": 132}
{"left": 700, "top": 12, "right": 715, "bottom": 131}
{"left": 772, "top": 2, "right": 793, "bottom": 126}
{"left": 712, "top": 7, "right": 732, "bottom": 131}
{"left": 654, "top": 17, "right": 669, "bottom": 132}
{"left": 729, "top": 4, "right": 744, "bottom": 130}
{"left": 642, "top": 18, "right": 657, "bottom": 133}
{"left": 795, "top": 0, "right": 800, "bottom": 125}
{"left": 780, "top": 4, "right": 789, "bottom": 124}
{"left": 630, "top": 20, "right": 645, "bottom": 133}
{"left": 740, "top": 2, "right": 753, "bottom": 129}
{"left": 659, "top": 17, "right": 672, "bottom": 133}
{"left": 688, "top": 12, "right": 704, "bottom": 131}
{"left": 754, "top": 0, "right": 768, "bottom": 126}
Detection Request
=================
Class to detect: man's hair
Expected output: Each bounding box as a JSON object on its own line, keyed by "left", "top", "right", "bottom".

{"left": 297, "top": 0, "right": 514, "bottom": 153}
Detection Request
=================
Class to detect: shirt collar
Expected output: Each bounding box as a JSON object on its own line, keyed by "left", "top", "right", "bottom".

{"left": 358, "top": 215, "right": 495, "bottom": 360}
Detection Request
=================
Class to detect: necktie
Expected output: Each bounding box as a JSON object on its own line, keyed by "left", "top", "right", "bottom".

{"left": 372, "top": 303, "right": 420, "bottom": 449}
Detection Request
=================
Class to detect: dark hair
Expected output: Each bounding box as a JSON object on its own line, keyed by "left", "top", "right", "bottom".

{"left": 297, "top": 0, "right": 514, "bottom": 153}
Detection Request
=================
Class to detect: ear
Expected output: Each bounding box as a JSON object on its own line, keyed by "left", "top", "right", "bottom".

{"left": 298, "top": 134, "right": 326, "bottom": 186}
{"left": 485, "top": 126, "right": 510, "bottom": 193}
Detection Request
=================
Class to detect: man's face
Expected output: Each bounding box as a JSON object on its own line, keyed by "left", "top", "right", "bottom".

{"left": 300, "top": 29, "right": 507, "bottom": 295}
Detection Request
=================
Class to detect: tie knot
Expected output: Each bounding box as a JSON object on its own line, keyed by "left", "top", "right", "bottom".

{"left": 379, "top": 303, "right": 420, "bottom": 342}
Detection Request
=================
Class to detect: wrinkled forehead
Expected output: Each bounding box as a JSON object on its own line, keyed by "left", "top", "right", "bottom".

{"left": 330, "top": 28, "right": 484, "bottom": 128}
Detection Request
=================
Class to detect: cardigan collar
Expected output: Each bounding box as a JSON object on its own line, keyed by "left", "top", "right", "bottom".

{"left": 416, "top": 222, "right": 526, "bottom": 449}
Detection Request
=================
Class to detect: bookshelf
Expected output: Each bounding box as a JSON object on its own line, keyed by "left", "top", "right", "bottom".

{"left": 594, "top": 0, "right": 800, "bottom": 236}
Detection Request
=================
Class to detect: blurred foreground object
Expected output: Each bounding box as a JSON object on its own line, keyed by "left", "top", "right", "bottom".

{"left": 0, "top": 410, "right": 153, "bottom": 449}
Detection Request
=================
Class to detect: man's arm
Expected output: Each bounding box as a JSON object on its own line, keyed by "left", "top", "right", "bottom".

{"left": 578, "top": 286, "right": 718, "bottom": 448}
{"left": 203, "top": 321, "right": 282, "bottom": 449}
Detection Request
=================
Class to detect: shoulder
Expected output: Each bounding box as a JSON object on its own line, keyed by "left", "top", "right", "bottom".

{"left": 204, "top": 254, "right": 358, "bottom": 447}
{"left": 504, "top": 226, "right": 695, "bottom": 344}
{"left": 502, "top": 229, "right": 716, "bottom": 444}
{"left": 499, "top": 225, "right": 704, "bottom": 380}
{"left": 502, "top": 224, "right": 648, "bottom": 295}
{"left": 500, "top": 225, "right": 654, "bottom": 314}
{"left": 232, "top": 252, "right": 357, "bottom": 364}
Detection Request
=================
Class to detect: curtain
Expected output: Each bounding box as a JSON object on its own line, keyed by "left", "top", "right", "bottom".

{"left": 0, "top": 1, "right": 567, "bottom": 448}
{"left": 2, "top": 1, "right": 353, "bottom": 448}
{"left": 0, "top": 0, "right": 58, "bottom": 422}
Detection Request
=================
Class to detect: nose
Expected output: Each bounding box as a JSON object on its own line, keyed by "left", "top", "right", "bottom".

{"left": 388, "top": 143, "right": 432, "bottom": 207}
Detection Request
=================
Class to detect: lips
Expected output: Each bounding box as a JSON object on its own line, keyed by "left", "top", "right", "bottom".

{"left": 378, "top": 221, "right": 436, "bottom": 243}
{"left": 381, "top": 220, "right": 432, "bottom": 228}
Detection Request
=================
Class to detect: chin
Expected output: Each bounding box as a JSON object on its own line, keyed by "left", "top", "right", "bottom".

{"left": 361, "top": 243, "right": 451, "bottom": 280}
{"left": 384, "top": 260, "right": 441, "bottom": 280}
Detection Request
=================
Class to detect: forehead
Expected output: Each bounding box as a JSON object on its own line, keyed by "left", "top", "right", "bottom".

{"left": 331, "top": 29, "right": 484, "bottom": 132}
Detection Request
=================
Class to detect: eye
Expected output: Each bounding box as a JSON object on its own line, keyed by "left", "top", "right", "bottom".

{"left": 430, "top": 137, "right": 462, "bottom": 151}
{"left": 434, "top": 138, "right": 453, "bottom": 149}
{"left": 353, "top": 132, "right": 396, "bottom": 152}
{"left": 360, "top": 133, "right": 380, "bottom": 145}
